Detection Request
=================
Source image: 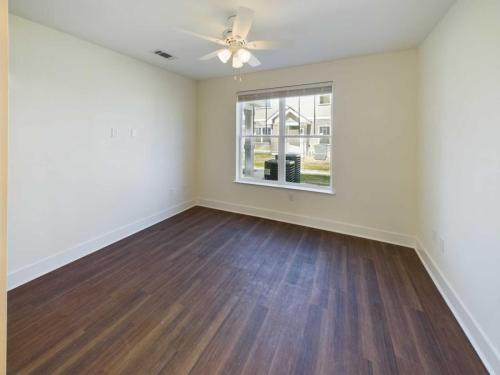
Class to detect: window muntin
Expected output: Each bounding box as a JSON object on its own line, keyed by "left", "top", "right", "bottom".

{"left": 236, "top": 83, "right": 333, "bottom": 193}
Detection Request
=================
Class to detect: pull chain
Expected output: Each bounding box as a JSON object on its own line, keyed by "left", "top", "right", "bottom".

{"left": 233, "top": 72, "right": 243, "bottom": 82}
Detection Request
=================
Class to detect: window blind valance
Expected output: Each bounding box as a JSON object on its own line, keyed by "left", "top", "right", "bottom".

{"left": 237, "top": 82, "right": 332, "bottom": 102}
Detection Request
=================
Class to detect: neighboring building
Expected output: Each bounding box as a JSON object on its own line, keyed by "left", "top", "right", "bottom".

{"left": 241, "top": 94, "right": 332, "bottom": 160}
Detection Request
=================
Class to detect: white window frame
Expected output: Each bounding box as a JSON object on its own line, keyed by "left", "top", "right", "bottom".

{"left": 235, "top": 83, "right": 334, "bottom": 194}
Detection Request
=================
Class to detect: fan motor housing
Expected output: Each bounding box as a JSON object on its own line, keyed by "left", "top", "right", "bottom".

{"left": 223, "top": 14, "right": 244, "bottom": 43}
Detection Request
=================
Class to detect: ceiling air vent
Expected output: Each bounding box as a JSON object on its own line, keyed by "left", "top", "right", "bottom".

{"left": 154, "top": 50, "right": 174, "bottom": 60}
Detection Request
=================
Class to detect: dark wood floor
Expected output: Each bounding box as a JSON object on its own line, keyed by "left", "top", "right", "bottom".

{"left": 8, "top": 206, "right": 486, "bottom": 374}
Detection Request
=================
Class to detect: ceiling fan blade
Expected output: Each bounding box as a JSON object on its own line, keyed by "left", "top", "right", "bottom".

{"left": 199, "top": 50, "right": 223, "bottom": 61}
{"left": 175, "top": 28, "right": 227, "bottom": 46}
{"left": 247, "top": 53, "right": 261, "bottom": 67}
{"left": 232, "top": 7, "right": 254, "bottom": 40}
{"left": 247, "top": 40, "right": 293, "bottom": 50}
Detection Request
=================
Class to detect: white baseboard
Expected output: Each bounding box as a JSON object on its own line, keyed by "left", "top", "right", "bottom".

{"left": 197, "top": 197, "right": 415, "bottom": 248}
{"left": 7, "top": 199, "right": 197, "bottom": 290}
{"left": 415, "top": 238, "right": 499, "bottom": 375}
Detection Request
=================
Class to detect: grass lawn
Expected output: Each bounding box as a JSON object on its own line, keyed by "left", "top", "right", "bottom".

{"left": 300, "top": 173, "right": 330, "bottom": 186}
{"left": 302, "top": 160, "right": 330, "bottom": 171}
{"left": 251, "top": 152, "right": 330, "bottom": 187}
{"left": 254, "top": 152, "right": 273, "bottom": 168}
{"left": 245, "top": 167, "right": 330, "bottom": 187}
{"left": 254, "top": 154, "right": 329, "bottom": 170}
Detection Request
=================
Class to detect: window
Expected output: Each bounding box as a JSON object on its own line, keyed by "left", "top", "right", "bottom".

{"left": 254, "top": 127, "right": 271, "bottom": 136}
{"left": 319, "top": 126, "right": 330, "bottom": 135}
{"left": 236, "top": 83, "right": 333, "bottom": 193}
{"left": 319, "top": 94, "right": 331, "bottom": 105}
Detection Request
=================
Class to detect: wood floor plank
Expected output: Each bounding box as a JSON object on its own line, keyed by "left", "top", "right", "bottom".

{"left": 7, "top": 207, "right": 487, "bottom": 374}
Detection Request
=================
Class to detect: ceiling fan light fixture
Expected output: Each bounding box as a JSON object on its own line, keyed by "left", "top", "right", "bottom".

{"left": 232, "top": 55, "right": 243, "bottom": 68}
{"left": 180, "top": 6, "right": 287, "bottom": 70}
{"left": 217, "top": 49, "right": 232, "bottom": 63}
{"left": 236, "top": 48, "right": 251, "bottom": 63}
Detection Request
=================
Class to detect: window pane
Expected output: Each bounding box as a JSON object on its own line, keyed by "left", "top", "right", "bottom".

{"left": 285, "top": 96, "right": 300, "bottom": 135}
{"left": 284, "top": 137, "right": 331, "bottom": 187}
{"left": 241, "top": 99, "right": 279, "bottom": 136}
{"left": 284, "top": 95, "right": 333, "bottom": 136}
{"left": 240, "top": 137, "right": 279, "bottom": 181}
{"left": 314, "top": 94, "right": 332, "bottom": 136}
{"left": 299, "top": 95, "right": 314, "bottom": 136}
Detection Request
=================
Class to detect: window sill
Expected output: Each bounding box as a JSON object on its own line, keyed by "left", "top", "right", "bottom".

{"left": 234, "top": 179, "right": 335, "bottom": 195}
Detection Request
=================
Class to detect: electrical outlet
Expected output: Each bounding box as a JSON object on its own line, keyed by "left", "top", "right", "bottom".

{"left": 130, "top": 128, "right": 137, "bottom": 137}
{"left": 110, "top": 128, "right": 118, "bottom": 138}
{"left": 439, "top": 237, "right": 445, "bottom": 253}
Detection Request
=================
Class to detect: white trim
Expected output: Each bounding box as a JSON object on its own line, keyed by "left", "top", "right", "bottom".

{"left": 235, "top": 100, "right": 242, "bottom": 180}
{"left": 277, "top": 97, "right": 286, "bottom": 184}
{"left": 415, "top": 238, "right": 500, "bottom": 375}
{"left": 197, "top": 197, "right": 415, "bottom": 248}
{"left": 234, "top": 178, "right": 334, "bottom": 195}
{"left": 7, "top": 199, "right": 197, "bottom": 290}
{"left": 236, "top": 85, "right": 334, "bottom": 195}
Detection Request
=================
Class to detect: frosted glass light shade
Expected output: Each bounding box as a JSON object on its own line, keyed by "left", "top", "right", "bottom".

{"left": 237, "top": 48, "right": 251, "bottom": 63}
{"left": 217, "top": 49, "right": 232, "bottom": 63}
{"left": 232, "top": 55, "right": 243, "bottom": 68}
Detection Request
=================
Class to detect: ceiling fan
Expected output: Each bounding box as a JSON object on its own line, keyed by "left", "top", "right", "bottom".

{"left": 177, "top": 7, "right": 291, "bottom": 69}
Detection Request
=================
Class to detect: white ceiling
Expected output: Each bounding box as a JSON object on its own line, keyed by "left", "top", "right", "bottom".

{"left": 9, "top": 0, "right": 454, "bottom": 80}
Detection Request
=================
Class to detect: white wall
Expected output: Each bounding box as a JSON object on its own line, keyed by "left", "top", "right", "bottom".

{"left": 197, "top": 50, "right": 418, "bottom": 245}
{"left": 8, "top": 16, "right": 197, "bottom": 288}
{"left": 417, "top": 0, "right": 500, "bottom": 372}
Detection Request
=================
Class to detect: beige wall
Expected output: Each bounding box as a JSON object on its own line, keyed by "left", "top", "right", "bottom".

{"left": 197, "top": 50, "right": 418, "bottom": 244}
{"left": 0, "top": 0, "right": 7, "bottom": 372}
{"left": 8, "top": 16, "right": 197, "bottom": 288}
{"left": 418, "top": 0, "right": 500, "bottom": 372}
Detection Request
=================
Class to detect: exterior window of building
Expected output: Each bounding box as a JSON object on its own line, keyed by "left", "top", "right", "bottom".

{"left": 319, "top": 126, "right": 330, "bottom": 135}
{"left": 319, "top": 94, "right": 331, "bottom": 105}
